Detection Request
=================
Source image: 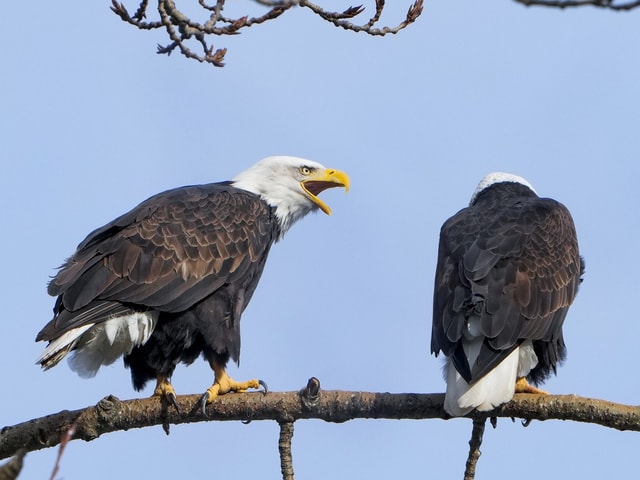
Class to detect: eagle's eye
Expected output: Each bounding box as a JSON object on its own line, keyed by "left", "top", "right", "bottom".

{"left": 299, "top": 166, "right": 313, "bottom": 176}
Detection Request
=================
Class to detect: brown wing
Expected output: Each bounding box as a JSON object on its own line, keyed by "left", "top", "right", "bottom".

{"left": 37, "top": 183, "right": 278, "bottom": 341}
{"left": 431, "top": 195, "right": 582, "bottom": 384}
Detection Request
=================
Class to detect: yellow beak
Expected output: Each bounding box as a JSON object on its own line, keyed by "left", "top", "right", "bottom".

{"left": 301, "top": 168, "right": 350, "bottom": 215}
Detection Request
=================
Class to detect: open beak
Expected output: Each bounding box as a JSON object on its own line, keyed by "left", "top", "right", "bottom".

{"left": 301, "top": 168, "right": 350, "bottom": 215}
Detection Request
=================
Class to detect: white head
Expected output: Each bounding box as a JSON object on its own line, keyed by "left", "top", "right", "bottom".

{"left": 232, "top": 156, "right": 350, "bottom": 236}
{"left": 470, "top": 172, "right": 536, "bottom": 205}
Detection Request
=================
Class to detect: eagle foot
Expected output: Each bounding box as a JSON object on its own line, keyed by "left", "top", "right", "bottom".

{"left": 153, "top": 376, "right": 181, "bottom": 414}
{"left": 199, "top": 373, "right": 268, "bottom": 416}
{"left": 515, "top": 377, "right": 549, "bottom": 395}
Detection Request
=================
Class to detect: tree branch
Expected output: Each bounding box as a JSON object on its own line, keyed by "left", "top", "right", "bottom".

{"left": 278, "top": 421, "right": 295, "bottom": 480}
{"left": 514, "top": 0, "right": 640, "bottom": 10}
{"left": 1, "top": 383, "right": 638, "bottom": 461}
{"left": 463, "top": 418, "right": 486, "bottom": 480}
{"left": 110, "top": 0, "right": 424, "bottom": 67}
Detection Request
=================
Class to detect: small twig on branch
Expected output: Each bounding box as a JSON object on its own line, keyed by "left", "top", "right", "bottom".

{"left": 1, "top": 386, "right": 639, "bottom": 461}
{"left": 278, "top": 421, "right": 295, "bottom": 480}
{"left": 299, "top": 376, "right": 322, "bottom": 410}
{"left": 463, "top": 418, "right": 486, "bottom": 480}
{"left": 514, "top": 0, "right": 640, "bottom": 10}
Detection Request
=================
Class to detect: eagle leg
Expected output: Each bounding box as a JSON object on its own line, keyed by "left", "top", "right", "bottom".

{"left": 153, "top": 374, "right": 181, "bottom": 413}
{"left": 199, "top": 360, "right": 267, "bottom": 416}
{"left": 515, "top": 376, "right": 549, "bottom": 395}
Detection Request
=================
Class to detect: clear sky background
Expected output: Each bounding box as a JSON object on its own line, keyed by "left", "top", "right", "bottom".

{"left": 2, "top": 1, "right": 639, "bottom": 478}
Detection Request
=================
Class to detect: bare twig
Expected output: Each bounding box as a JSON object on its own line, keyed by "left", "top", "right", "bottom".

{"left": 111, "top": 1, "right": 162, "bottom": 29}
{"left": 48, "top": 424, "right": 76, "bottom": 480}
{"left": 278, "top": 421, "right": 295, "bottom": 480}
{"left": 109, "top": 0, "right": 424, "bottom": 66}
{"left": 514, "top": 0, "right": 640, "bottom": 10}
{"left": 299, "top": 0, "right": 423, "bottom": 35}
{"left": 1, "top": 385, "right": 638, "bottom": 461}
{"left": 0, "top": 449, "right": 25, "bottom": 480}
{"left": 463, "top": 418, "right": 486, "bottom": 480}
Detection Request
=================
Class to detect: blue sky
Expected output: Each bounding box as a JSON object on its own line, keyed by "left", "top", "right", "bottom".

{"left": 2, "top": 1, "right": 639, "bottom": 478}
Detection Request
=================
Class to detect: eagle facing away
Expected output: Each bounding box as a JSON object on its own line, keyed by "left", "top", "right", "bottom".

{"left": 37, "top": 156, "right": 350, "bottom": 411}
{"left": 431, "top": 173, "right": 583, "bottom": 416}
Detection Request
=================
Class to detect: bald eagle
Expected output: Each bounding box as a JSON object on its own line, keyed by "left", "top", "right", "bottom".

{"left": 431, "top": 173, "right": 583, "bottom": 416}
{"left": 37, "top": 156, "right": 349, "bottom": 410}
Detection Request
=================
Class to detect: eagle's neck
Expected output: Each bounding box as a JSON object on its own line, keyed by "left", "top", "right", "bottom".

{"left": 270, "top": 201, "right": 315, "bottom": 239}
{"left": 231, "top": 179, "right": 316, "bottom": 241}
{"left": 471, "top": 182, "right": 537, "bottom": 207}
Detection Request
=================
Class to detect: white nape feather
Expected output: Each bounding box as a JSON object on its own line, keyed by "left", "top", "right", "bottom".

{"left": 444, "top": 340, "right": 538, "bottom": 416}
{"left": 231, "top": 156, "right": 326, "bottom": 237}
{"left": 38, "top": 312, "right": 158, "bottom": 379}
{"left": 469, "top": 172, "right": 537, "bottom": 206}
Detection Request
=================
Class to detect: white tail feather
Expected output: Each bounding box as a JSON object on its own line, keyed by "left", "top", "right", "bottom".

{"left": 68, "top": 312, "right": 158, "bottom": 378}
{"left": 443, "top": 341, "right": 539, "bottom": 416}
{"left": 445, "top": 348, "right": 518, "bottom": 416}
{"left": 37, "top": 324, "right": 95, "bottom": 368}
{"left": 37, "top": 312, "right": 158, "bottom": 378}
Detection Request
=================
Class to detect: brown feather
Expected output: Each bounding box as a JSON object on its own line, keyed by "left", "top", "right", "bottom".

{"left": 39, "top": 183, "right": 280, "bottom": 337}
{"left": 432, "top": 181, "right": 583, "bottom": 385}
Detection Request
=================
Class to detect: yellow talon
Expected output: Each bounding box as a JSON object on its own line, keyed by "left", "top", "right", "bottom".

{"left": 200, "top": 359, "right": 267, "bottom": 415}
{"left": 153, "top": 374, "right": 181, "bottom": 412}
{"left": 153, "top": 375, "right": 177, "bottom": 398}
{"left": 203, "top": 367, "right": 261, "bottom": 404}
{"left": 515, "top": 376, "right": 549, "bottom": 395}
